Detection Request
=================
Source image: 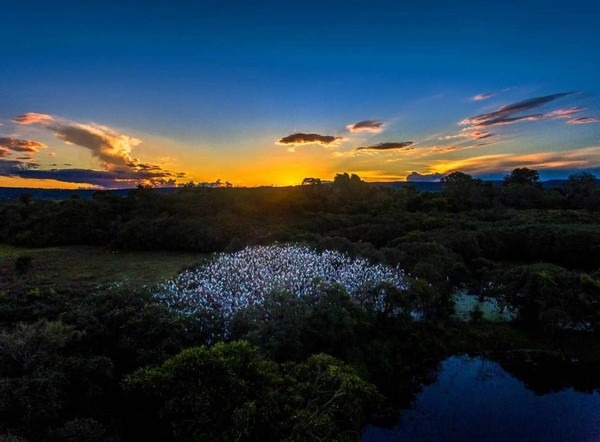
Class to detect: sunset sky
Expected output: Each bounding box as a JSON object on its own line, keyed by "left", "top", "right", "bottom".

{"left": 1, "top": 0, "right": 599, "bottom": 188}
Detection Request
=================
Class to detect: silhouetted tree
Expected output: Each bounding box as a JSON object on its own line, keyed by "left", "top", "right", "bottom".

{"left": 503, "top": 167, "right": 540, "bottom": 187}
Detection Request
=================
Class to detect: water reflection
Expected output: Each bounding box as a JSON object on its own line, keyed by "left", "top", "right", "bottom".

{"left": 363, "top": 355, "right": 600, "bottom": 441}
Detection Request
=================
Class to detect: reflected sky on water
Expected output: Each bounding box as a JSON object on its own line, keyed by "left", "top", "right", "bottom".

{"left": 363, "top": 355, "right": 600, "bottom": 441}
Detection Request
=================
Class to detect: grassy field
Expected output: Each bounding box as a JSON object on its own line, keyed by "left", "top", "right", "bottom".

{"left": 0, "top": 245, "right": 207, "bottom": 290}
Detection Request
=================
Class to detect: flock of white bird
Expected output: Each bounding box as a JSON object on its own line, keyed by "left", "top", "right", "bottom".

{"left": 154, "top": 244, "right": 408, "bottom": 321}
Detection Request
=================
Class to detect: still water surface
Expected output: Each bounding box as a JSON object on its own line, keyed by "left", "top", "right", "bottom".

{"left": 362, "top": 355, "right": 600, "bottom": 441}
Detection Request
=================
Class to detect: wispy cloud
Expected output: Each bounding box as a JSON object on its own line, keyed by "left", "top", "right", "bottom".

{"left": 472, "top": 92, "right": 492, "bottom": 101}
{"left": 460, "top": 92, "right": 573, "bottom": 128}
{"left": 11, "top": 112, "right": 53, "bottom": 125}
{"left": 356, "top": 141, "right": 414, "bottom": 151}
{"left": 544, "top": 107, "right": 584, "bottom": 119}
{"left": 566, "top": 117, "right": 600, "bottom": 125}
{"left": 471, "top": 114, "right": 545, "bottom": 128}
{"left": 277, "top": 132, "right": 343, "bottom": 151}
{"left": 441, "top": 130, "right": 494, "bottom": 141}
{"left": 346, "top": 120, "right": 384, "bottom": 133}
{"left": 0, "top": 137, "right": 46, "bottom": 153}
{"left": 432, "top": 146, "right": 600, "bottom": 175}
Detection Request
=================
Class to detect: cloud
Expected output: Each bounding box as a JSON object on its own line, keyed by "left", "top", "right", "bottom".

{"left": 50, "top": 122, "right": 142, "bottom": 167}
{"left": 346, "top": 120, "right": 384, "bottom": 133}
{"left": 472, "top": 114, "right": 545, "bottom": 127}
{"left": 13, "top": 112, "right": 143, "bottom": 168}
{"left": 11, "top": 113, "right": 54, "bottom": 125}
{"left": 544, "top": 107, "right": 584, "bottom": 119}
{"left": 567, "top": 117, "right": 600, "bottom": 125}
{"left": 406, "top": 171, "right": 446, "bottom": 182}
{"left": 0, "top": 137, "right": 46, "bottom": 153}
{"left": 432, "top": 146, "right": 600, "bottom": 176}
{"left": 457, "top": 130, "right": 494, "bottom": 140}
{"left": 278, "top": 133, "right": 342, "bottom": 146}
{"left": 460, "top": 92, "right": 573, "bottom": 128}
{"left": 0, "top": 148, "right": 9, "bottom": 157}
{"left": 277, "top": 133, "right": 343, "bottom": 151}
{"left": 10, "top": 112, "right": 184, "bottom": 188}
{"left": 0, "top": 159, "right": 181, "bottom": 188}
{"left": 431, "top": 146, "right": 459, "bottom": 153}
{"left": 472, "top": 92, "right": 492, "bottom": 101}
{"left": 356, "top": 141, "right": 414, "bottom": 151}
{"left": 469, "top": 130, "right": 493, "bottom": 140}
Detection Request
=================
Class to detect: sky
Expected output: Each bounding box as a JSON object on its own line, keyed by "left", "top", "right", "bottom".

{"left": 1, "top": 0, "right": 599, "bottom": 188}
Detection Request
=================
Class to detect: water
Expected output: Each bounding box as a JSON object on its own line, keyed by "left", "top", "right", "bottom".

{"left": 363, "top": 355, "right": 600, "bottom": 441}
{"left": 453, "top": 292, "right": 515, "bottom": 321}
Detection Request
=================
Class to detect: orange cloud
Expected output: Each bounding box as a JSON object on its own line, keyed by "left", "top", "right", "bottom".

{"left": 431, "top": 146, "right": 600, "bottom": 175}
{"left": 11, "top": 112, "right": 54, "bottom": 125}
{"left": 0, "top": 137, "right": 46, "bottom": 153}
{"left": 7, "top": 112, "right": 184, "bottom": 188}
{"left": 49, "top": 122, "right": 142, "bottom": 168}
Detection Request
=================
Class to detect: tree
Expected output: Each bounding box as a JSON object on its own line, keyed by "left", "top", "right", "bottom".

{"left": 302, "top": 177, "right": 321, "bottom": 186}
{"left": 565, "top": 172, "right": 599, "bottom": 210}
{"left": 440, "top": 171, "right": 486, "bottom": 210}
{"left": 503, "top": 168, "right": 540, "bottom": 186}
{"left": 124, "top": 341, "right": 381, "bottom": 441}
{"left": 501, "top": 168, "right": 544, "bottom": 208}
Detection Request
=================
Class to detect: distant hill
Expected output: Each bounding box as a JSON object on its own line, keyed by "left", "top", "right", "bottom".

{"left": 371, "top": 179, "right": 587, "bottom": 192}
{"left": 0, "top": 187, "right": 177, "bottom": 201}
{"left": 0, "top": 179, "right": 594, "bottom": 201}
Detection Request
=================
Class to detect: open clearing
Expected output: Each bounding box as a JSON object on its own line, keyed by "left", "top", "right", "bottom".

{"left": 0, "top": 245, "right": 206, "bottom": 290}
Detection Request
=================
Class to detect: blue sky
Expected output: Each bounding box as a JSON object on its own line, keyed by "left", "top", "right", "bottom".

{"left": 1, "top": 0, "right": 599, "bottom": 188}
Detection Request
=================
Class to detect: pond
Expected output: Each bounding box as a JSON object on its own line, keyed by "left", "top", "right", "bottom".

{"left": 362, "top": 355, "right": 600, "bottom": 441}
{"left": 453, "top": 292, "right": 515, "bottom": 321}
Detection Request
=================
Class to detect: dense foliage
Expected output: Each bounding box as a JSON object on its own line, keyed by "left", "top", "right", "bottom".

{"left": 0, "top": 168, "right": 599, "bottom": 440}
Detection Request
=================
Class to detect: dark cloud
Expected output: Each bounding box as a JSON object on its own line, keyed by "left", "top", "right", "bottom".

{"left": 461, "top": 92, "right": 573, "bottom": 128}
{"left": 406, "top": 171, "right": 446, "bottom": 182}
{"left": 0, "top": 159, "right": 179, "bottom": 189}
{"left": 0, "top": 159, "right": 39, "bottom": 173}
{"left": 473, "top": 114, "right": 544, "bottom": 127}
{"left": 0, "top": 137, "right": 46, "bottom": 153}
{"left": 356, "top": 141, "right": 414, "bottom": 151}
{"left": 277, "top": 133, "right": 342, "bottom": 146}
{"left": 347, "top": 120, "right": 384, "bottom": 133}
{"left": 16, "top": 156, "right": 33, "bottom": 160}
